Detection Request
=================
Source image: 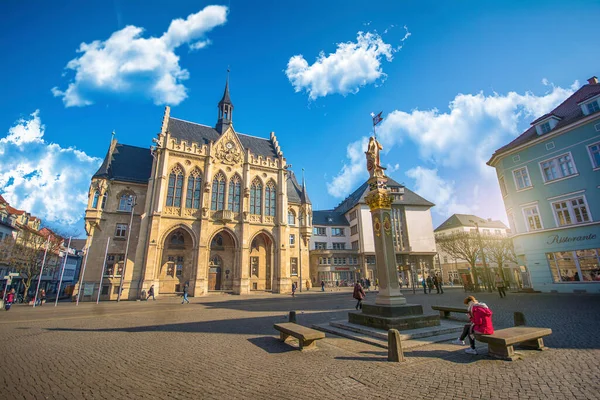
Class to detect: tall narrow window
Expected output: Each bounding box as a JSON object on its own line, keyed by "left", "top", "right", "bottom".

{"left": 250, "top": 178, "right": 262, "bottom": 215}
{"left": 227, "top": 175, "right": 241, "bottom": 212}
{"left": 167, "top": 165, "right": 184, "bottom": 207}
{"left": 265, "top": 180, "right": 276, "bottom": 217}
{"left": 211, "top": 172, "right": 226, "bottom": 211}
{"left": 186, "top": 169, "right": 202, "bottom": 209}
{"left": 118, "top": 195, "right": 133, "bottom": 212}
{"left": 92, "top": 191, "right": 100, "bottom": 208}
{"left": 288, "top": 210, "right": 296, "bottom": 225}
{"left": 588, "top": 142, "right": 600, "bottom": 168}
{"left": 101, "top": 193, "right": 107, "bottom": 209}
{"left": 522, "top": 205, "right": 542, "bottom": 231}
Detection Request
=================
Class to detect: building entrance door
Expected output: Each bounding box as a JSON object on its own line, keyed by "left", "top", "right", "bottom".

{"left": 209, "top": 266, "right": 222, "bottom": 290}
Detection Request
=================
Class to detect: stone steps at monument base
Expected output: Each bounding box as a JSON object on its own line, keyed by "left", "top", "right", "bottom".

{"left": 313, "top": 323, "right": 462, "bottom": 350}
{"left": 331, "top": 319, "right": 464, "bottom": 340}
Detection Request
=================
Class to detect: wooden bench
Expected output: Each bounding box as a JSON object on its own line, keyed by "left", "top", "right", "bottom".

{"left": 431, "top": 305, "right": 468, "bottom": 319}
{"left": 476, "top": 326, "right": 552, "bottom": 361}
{"left": 274, "top": 322, "right": 325, "bottom": 350}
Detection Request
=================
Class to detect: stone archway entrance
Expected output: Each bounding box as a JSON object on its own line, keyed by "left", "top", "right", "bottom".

{"left": 209, "top": 230, "right": 236, "bottom": 291}
{"left": 249, "top": 232, "right": 275, "bottom": 291}
{"left": 159, "top": 229, "right": 195, "bottom": 294}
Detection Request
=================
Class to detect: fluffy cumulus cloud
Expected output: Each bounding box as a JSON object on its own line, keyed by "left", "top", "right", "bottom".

{"left": 0, "top": 111, "right": 101, "bottom": 227}
{"left": 52, "top": 5, "right": 228, "bottom": 107}
{"left": 286, "top": 27, "right": 410, "bottom": 100}
{"left": 328, "top": 80, "right": 579, "bottom": 222}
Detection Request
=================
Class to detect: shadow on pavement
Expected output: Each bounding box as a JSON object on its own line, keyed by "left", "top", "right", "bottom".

{"left": 247, "top": 336, "right": 294, "bottom": 354}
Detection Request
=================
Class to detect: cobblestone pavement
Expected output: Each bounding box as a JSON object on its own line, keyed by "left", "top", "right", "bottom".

{"left": 1, "top": 288, "right": 599, "bottom": 399}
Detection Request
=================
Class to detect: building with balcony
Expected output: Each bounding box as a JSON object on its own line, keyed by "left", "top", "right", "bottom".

{"left": 81, "top": 79, "right": 311, "bottom": 300}
{"left": 309, "top": 178, "right": 436, "bottom": 287}
{"left": 487, "top": 76, "right": 600, "bottom": 293}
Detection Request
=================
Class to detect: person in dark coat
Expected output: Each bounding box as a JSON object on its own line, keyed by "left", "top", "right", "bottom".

{"left": 146, "top": 285, "right": 155, "bottom": 301}
{"left": 422, "top": 278, "right": 427, "bottom": 294}
{"left": 353, "top": 282, "right": 366, "bottom": 310}
{"left": 321, "top": 281, "right": 325, "bottom": 292}
{"left": 426, "top": 276, "right": 433, "bottom": 294}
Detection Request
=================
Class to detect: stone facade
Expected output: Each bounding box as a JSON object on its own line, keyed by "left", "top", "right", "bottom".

{"left": 79, "top": 83, "right": 312, "bottom": 301}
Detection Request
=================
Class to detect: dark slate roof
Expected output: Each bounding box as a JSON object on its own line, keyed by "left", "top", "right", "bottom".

{"left": 434, "top": 214, "right": 508, "bottom": 232}
{"left": 313, "top": 210, "right": 349, "bottom": 226}
{"left": 219, "top": 80, "right": 233, "bottom": 107}
{"left": 69, "top": 239, "right": 87, "bottom": 251}
{"left": 489, "top": 82, "right": 600, "bottom": 161}
{"left": 168, "top": 117, "right": 278, "bottom": 159}
{"left": 287, "top": 171, "right": 311, "bottom": 204}
{"left": 93, "top": 143, "right": 153, "bottom": 184}
{"left": 333, "top": 177, "right": 434, "bottom": 215}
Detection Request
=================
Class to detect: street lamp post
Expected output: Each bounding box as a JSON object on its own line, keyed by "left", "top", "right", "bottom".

{"left": 470, "top": 220, "right": 492, "bottom": 293}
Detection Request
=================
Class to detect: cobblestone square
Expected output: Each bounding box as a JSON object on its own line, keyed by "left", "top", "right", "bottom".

{"left": 1, "top": 288, "right": 599, "bottom": 399}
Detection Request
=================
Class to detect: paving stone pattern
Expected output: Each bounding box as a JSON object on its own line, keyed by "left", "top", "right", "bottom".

{"left": 1, "top": 288, "right": 599, "bottom": 399}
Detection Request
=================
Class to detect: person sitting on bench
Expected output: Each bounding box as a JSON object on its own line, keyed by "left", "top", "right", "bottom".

{"left": 452, "top": 295, "right": 494, "bottom": 355}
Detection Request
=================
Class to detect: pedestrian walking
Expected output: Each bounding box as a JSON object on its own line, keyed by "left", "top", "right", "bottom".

{"left": 495, "top": 274, "right": 506, "bottom": 298}
{"left": 437, "top": 274, "right": 444, "bottom": 294}
{"left": 422, "top": 278, "right": 427, "bottom": 294}
{"left": 306, "top": 280, "right": 311, "bottom": 291}
{"left": 321, "top": 281, "right": 325, "bottom": 292}
{"left": 5, "top": 289, "right": 15, "bottom": 311}
{"left": 452, "top": 296, "right": 494, "bottom": 355}
{"left": 39, "top": 289, "right": 46, "bottom": 306}
{"left": 375, "top": 278, "right": 379, "bottom": 290}
{"left": 146, "top": 285, "right": 155, "bottom": 301}
{"left": 182, "top": 283, "right": 190, "bottom": 304}
{"left": 426, "top": 275, "right": 433, "bottom": 294}
{"left": 365, "top": 278, "right": 371, "bottom": 292}
{"left": 433, "top": 275, "right": 440, "bottom": 294}
{"left": 353, "top": 281, "right": 365, "bottom": 310}
{"left": 291, "top": 282, "right": 297, "bottom": 297}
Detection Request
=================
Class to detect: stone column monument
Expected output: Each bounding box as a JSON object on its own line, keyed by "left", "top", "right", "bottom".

{"left": 348, "top": 136, "right": 439, "bottom": 331}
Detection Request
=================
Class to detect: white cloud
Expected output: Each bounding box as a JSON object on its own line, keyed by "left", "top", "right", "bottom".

{"left": 52, "top": 5, "right": 228, "bottom": 107}
{"left": 327, "top": 80, "right": 579, "bottom": 222}
{"left": 0, "top": 111, "right": 101, "bottom": 227}
{"left": 405, "top": 167, "right": 472, "bottom": 216}
{"left": 285, "top": 27, "right": 410, "bottom": 100}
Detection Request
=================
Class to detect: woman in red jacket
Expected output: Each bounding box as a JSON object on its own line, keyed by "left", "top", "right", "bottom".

{"left": 452, "top": 295, "right": 494, "bottom": 354}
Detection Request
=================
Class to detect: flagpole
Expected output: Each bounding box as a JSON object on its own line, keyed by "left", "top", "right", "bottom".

{"left": 54, "top": 237, "right": 71, "bottom": 307}
{"left": 76, "top": 236, "right": 93, "bottom": 306}
{"left": 96, "top": 237, "right": 110, "bottom": 304}
{"left": 33, "top": 236, "right": 50, "bottom": 308}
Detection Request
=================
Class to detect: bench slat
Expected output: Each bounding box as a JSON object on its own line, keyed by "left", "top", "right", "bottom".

{"left": 274, "top": 323, "right": 325, "bottom": 341}
{"left": 477, "top": 327, "right": 552, "bottom": 346}
{"left": 431, "top": 306, "right": 468, "bottom": 313}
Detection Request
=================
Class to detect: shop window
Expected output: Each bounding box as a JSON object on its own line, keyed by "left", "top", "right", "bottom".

{"left": 547, "top": 249, "right": 600, "bottom": 283}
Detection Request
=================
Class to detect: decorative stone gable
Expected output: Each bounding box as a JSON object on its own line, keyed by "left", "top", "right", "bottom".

{"left": 214, "top": 129, "right": 243, "bottom": 166}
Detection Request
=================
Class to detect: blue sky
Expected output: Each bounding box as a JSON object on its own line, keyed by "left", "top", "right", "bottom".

{"left": 1, "top": 0, "right": 599, "bottom": 235}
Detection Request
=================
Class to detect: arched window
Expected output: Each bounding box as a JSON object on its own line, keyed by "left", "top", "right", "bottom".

{"left": 265, "top": 181, "right": 276, "bottom": 217}
{"left": 118, "top": 194, "right": 134, "bottom": 212}
{"left": 170, "top": 231, "right": 185, "bottom": 246}
{"left": 288, "top": 209, "right": 296, "bottom": 225}
{"left": 186, "top": 169, "right": 202, "bottom": 209}
{"left": 101, "top": 193, "right": 107, "bottom": 209}
{"left": 211, "top": 234, "right": 224, "bottom": 249}
{"left": 250, "top": 178, "right": 262, "bottom": 215}
{"left": 211, "top": 172, "right": 226, "bottom": 211}
{"left": 167, "top": 165, "right": 184, "bottom": 207}
{"left": 92, "top": 191, "right": 100, "bottom": 208}
{"left": 228, "top": 175, "right": 241, "bottom": 212}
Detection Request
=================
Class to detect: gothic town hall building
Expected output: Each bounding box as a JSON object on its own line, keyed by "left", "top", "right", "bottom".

{"left": 81, "top": 82, "right": 312, "bottom": 300}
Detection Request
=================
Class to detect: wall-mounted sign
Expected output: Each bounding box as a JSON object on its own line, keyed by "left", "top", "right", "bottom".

{"left": 546, "top": 233, "right": 597, "bottom": 245}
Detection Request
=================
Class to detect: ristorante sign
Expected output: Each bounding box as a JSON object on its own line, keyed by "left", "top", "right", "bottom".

{"left": 546, "top": 233, "right": 597, "bottom": 245}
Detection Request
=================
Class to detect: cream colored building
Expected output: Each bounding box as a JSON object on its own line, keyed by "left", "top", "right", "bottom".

{"left": 80, "top": 81, "right": 312, "bottom": 300}
{"left": 434, "top": 214, "right": 517, "bottom": 285}
{"left": 309, "top": 178, "right": 437, "bottom": 287}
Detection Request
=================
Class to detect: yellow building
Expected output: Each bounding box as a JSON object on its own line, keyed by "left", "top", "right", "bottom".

{"left": 80, "top": 81, "right": 312, "bottom": 300}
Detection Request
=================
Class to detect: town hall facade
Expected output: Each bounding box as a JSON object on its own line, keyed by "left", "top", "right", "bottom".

{"left": 80, "top": 81, "right": 312, "bottom": 300}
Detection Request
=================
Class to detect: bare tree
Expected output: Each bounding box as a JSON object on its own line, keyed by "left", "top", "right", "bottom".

{"left": 483, "top": 235, "right": 517, "bottom": 282}
{"left": 10, "top": 228, "right": 63, "bottom": 301}
{"left": 436, "top": 232, "right": 482, "bottom": 290}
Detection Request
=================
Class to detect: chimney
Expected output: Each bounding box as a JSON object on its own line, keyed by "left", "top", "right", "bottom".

{"left": 588, "top": 76, "right": 599, "bottom": 85}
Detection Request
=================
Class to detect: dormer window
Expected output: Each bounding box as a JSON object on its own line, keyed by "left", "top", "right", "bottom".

{"left": 578, "top": 94, "right": 600, "bottom": 116}
{"left": 587, "top": 99, "right": 600, "bottom": 114}
{"left": 533, "top": 114, "right": 561, "bottom": 135}
{"left": 540, "top": 122, "right": 551, "bottom": 134}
